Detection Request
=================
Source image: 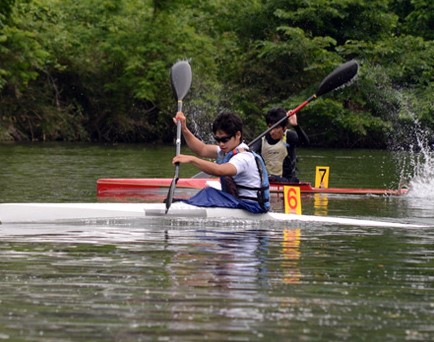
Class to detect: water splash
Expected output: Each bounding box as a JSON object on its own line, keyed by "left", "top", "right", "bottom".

{"left": 374, "top": 82, "right": 433, "bottom": 200}
{"left": 189, "top": 108, "right": 214, "bottom": 143}
{"left": 392, "top": 116, "right": 434, "bottom": 201}
{"left": 406, "top": 130, "right": 434, "bottom": 199}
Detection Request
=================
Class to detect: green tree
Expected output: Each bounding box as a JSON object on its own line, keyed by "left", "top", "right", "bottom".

{"left": 0, "top": 0, "right": 54, "bottom": 140}
{"left": 1, "top": 0, "right": 223, "bottom": 142}
{"left": 220, "top": 0, "right": 434, "bottom": 147}
{"left": 0, "top": 0, "right": 432, "bottom": 146}
{"left": 391, "top": 0, "right": 434, "bottom": 40}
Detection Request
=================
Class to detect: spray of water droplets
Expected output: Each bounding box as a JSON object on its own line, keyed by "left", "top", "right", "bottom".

{"left": 406, "top": 130, "right": 434, "bottom": 199}
{"left": 391, "top": 100, "right": 434, "bottom": 199}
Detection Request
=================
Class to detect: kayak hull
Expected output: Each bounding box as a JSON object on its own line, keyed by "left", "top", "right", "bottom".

{"left": 96, "top": 178, "right": 409, "bottom": 201}
{"left": 0, "top": 202, "right": 423, "bottom": 228}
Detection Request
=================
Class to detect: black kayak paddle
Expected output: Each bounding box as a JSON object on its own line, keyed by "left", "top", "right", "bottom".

{"left": 192, "top": 59, "right": 359, "bottom": 179}
{"left": 248, "top": 59, "right": 359, "bottom": 147}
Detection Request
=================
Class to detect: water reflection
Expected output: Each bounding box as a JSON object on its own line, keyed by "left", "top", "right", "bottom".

{"left": 166, "top": 228, "right": 269, "bottom": 290}
{"left": 1, "top": 219, "right": 433, "bottom": 340}
{"left": 281, "top": 228, "right": 301, "bottom": 284}
{"left": 159, "top": 225, "right": 305, "bottom": 335}
{"left": 313, "top": 193, "right": 329, "bottom": 216}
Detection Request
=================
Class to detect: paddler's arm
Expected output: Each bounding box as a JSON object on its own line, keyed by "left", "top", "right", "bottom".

{"left": 172, "top": 154, "right": 237, "bottom": 177}
{"left": 174, "top": 111, "right": 217, "bottom": 159}
{"left": 287, "top": 112, "right": 310, "bottom": 145}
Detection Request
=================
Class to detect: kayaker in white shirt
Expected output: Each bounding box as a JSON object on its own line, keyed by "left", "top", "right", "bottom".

{"left": 172, "top": 111, "right": 270, "bottom": 213}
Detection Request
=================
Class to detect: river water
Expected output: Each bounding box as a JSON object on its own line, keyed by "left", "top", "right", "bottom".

{"left": 1, "top": 142, "right": 433, "bottom": 341}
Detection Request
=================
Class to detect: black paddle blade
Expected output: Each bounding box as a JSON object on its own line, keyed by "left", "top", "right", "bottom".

{"left": 170, "top": 60, "right": 192, "bottom": 101}
{"left": 165, "top": 176, "right": 178, "bottom": 213}
{"left": 316, "top": 60, "right": 359, "bottom": 97}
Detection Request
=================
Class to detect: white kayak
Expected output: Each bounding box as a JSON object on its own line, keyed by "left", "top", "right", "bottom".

{"left": 0, "top": 202, "right": 426, "bottom": 228}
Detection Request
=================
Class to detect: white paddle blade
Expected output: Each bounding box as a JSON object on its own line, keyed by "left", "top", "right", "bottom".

{"left": 170, "top": 60, "right": 192, "bottom": 101}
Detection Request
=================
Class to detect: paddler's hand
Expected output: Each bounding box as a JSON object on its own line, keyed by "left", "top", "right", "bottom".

{"left": 172, "top": 154, "right": 194, "bottom": 165}
{"left": 287, "top": 110, "right": 298, "bottom": 127}
{"left": 173, "top": 111, "right": 188, "bottom": 131}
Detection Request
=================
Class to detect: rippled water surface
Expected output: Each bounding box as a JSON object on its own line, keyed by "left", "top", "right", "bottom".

{"left": 1, "top": 143, "right": 433, "bottom": 341}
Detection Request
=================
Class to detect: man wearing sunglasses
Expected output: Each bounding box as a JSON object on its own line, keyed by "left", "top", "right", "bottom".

{"left": 172, "top": 111, "right": 270, "bottom": 213}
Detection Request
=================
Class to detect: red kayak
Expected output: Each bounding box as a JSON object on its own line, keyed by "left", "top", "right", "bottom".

{"left": 96, "top": 178, "right": 408, "bottom": 201}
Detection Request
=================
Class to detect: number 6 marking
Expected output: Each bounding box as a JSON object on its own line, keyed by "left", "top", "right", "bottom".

{"left": 284, "top": 186, "right": 302, "bottom": 214}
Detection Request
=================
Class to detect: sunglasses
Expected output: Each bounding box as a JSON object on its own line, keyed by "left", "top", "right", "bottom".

{"left": 214, "top": 135, "right": 233, "bottom": 143}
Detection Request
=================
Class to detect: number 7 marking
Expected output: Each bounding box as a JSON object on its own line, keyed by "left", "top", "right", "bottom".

{"left": 315, "top": 166, "right": 330, "bottom": 188}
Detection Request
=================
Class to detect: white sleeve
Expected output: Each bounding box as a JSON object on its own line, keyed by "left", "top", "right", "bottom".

{"left": 228, "top": 153, "right": 252, "bottom": 175}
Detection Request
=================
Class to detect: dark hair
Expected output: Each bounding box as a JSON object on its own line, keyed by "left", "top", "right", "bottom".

{"left": 212, "top": 112, "right": 243, "bottom": 139}
{"left": 265, "top": 108, "right": 287, "bottom": 128}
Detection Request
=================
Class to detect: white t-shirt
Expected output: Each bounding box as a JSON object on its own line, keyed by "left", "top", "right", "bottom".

{"left": 217, "top": 142, "right": 261, "bottom": 199}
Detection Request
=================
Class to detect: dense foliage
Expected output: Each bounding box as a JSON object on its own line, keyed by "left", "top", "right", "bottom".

{"left": 0, "top": 0, "right": 433, "bottom": 148}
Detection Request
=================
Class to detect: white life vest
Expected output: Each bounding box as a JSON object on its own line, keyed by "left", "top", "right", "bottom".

{"left": 261, "top": 137, "right": 288, "bottom": 176}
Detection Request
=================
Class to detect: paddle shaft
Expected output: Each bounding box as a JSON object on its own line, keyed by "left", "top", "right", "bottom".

{"left": 166, "top": 100, "right": 185, "bottom": 213}
{"left": 174, "top": 100, "right": 183, "bottom": 177}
